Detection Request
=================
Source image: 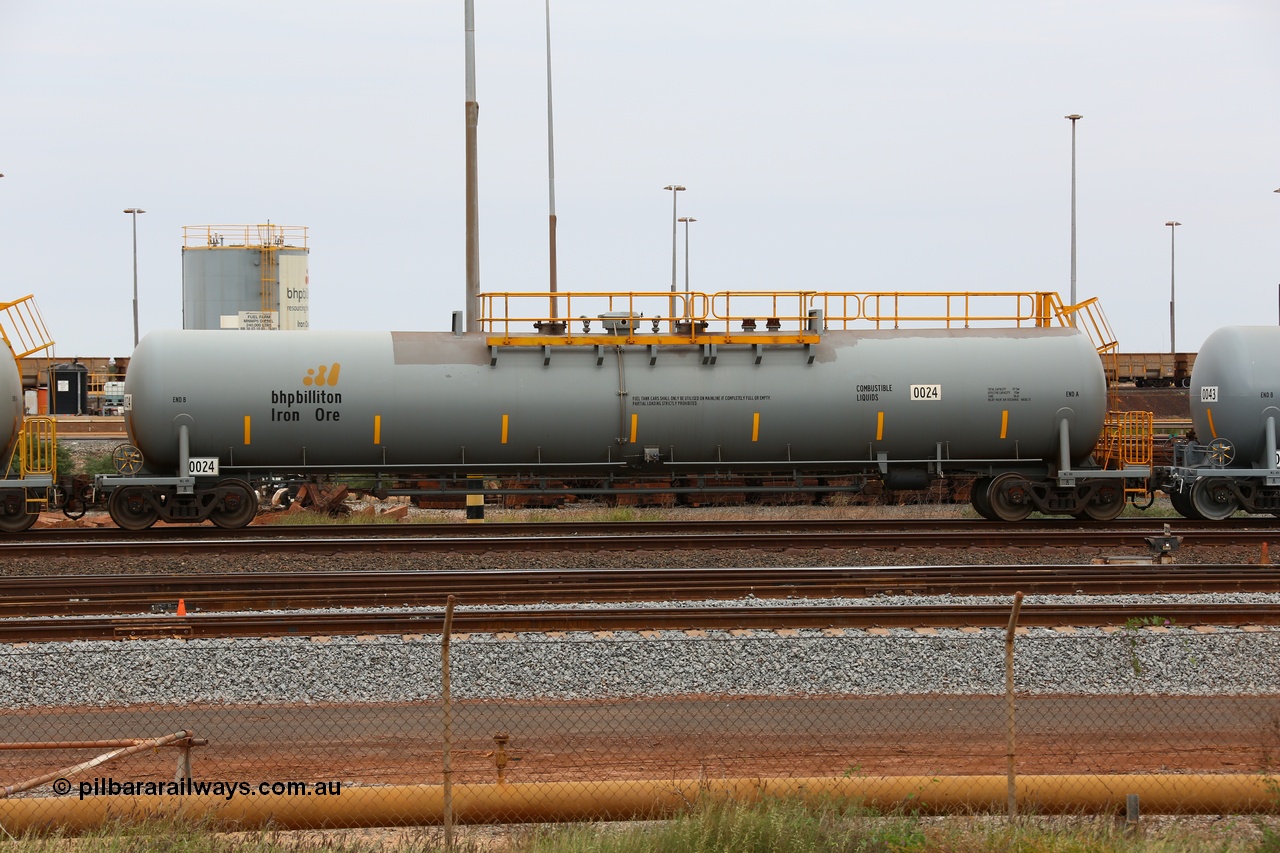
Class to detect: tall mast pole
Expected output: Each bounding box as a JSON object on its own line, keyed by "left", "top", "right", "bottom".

{"left": 546, "top": 0, "right": 559, "bottom": 323}
{"left": 464, "top": 0, "right": 481, "bottom": 333}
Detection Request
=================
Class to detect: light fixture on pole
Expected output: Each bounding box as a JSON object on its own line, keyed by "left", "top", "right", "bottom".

{"left": 663, "top": 185, "right": 685, "bottom": 293}
{"left": 1166, "top": 221, "right": 1180, "bottom": 354}
{"left": 124, "top": 208, "right": 147, "bottom": 349}
{"left": 678, "top": 216, "right": 696, "bottom": 293}
{"left": 1065, "top": 114, "right": 1082, "bottom": 319}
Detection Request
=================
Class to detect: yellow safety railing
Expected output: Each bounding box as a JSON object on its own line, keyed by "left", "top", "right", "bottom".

{"left": 0, "top": 295, "right": 55, "bottom": 359}
{"left": 482, "top": 290, "right": 1110, "bottom": 347}
{"left": 1094, "top": 410, "right": 1154, "bottom": 496}
{"left": 183, "top": 225, "right": 309, "bottom": 249}
{"left": 18, "top": 416, "right": 56, "bottom": 478}
{"left": 812, "top": 291, "right": 1058, "bottom": 329}
{"left": 3, "top": 415, "right": 55, "bottom": 515}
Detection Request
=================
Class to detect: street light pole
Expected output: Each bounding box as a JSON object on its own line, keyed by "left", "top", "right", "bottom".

{"left": 663, "top": 185, "right": 685, "bottom": 323}
{"left": 464, "top": 0, "right": 481, "bottom": 333}
{"left": 663, "top": 185, "right": 685, "bottom": 293}
{"left": 124, "top": 208, "right": 146, "bottom": 349}
{"left": 1166, "top": 220, "right": 1180, "bottom": 354}
{"left": 1065, "top": 114, "right": 1082, "bottom": 318}
{"left": 678, "top": 216, "right": 696, "bottom": 293}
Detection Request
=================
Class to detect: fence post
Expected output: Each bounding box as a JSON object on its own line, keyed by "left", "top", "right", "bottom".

{"left": 1005, "top": 591, "right": 1024, "bottom": 820}
{"left": 442, "top": 595, "right": 457, "bottom": 850}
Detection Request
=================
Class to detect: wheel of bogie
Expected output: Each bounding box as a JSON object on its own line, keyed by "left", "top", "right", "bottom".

{"left": 987, "top": 473, "right": 1034, "bottom": 522}
{"left": 0, "top": 490, "right": 38, "bottom": 532}
{"left": 112, "top": 444, "right": 145, "bottom": 475}
{"left": 108, "top": 486, "right": 159, "bottom": 531}
{"left": 209, "top": 479, "right": 259, "bottom": 529}
{"left": 1079, "top": 482, "right": 1126, "bottom": 521}
{"left": 1190, "top": 478, "right": 1239, "bottom": 521}
{"left": 1167, "top": 485, "right": 1203, "bottom": 520}
{"left": 970, "top": 477, "right": 997, "bottom": 520}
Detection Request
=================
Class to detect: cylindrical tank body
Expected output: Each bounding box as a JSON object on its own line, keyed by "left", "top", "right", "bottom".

{"left": 1190, "top": 326, "right": 1280, "bottom": 467}
{"left": 0, "top": 348, "right": 24, "bottom": 463}
{"left": 49, "top": 363, "right": 89, "bottom": 416}
{"left": 125, "top": 327, "right": 1105, "bottom": 475}
{"left": 181, "top": 225, "right": 309, "bottom": 332}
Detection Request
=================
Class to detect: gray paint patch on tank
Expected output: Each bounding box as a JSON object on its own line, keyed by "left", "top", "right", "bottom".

{"left": 392, "top": 331, "right": 489, "bottom": 366}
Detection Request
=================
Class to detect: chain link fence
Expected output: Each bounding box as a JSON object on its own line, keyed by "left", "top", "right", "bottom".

{"left": 1, "top": 620, "right": 1279, "bottom": 831}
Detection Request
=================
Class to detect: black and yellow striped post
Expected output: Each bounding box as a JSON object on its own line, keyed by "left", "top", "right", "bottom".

{"left": 465, "top": 475, "right": 485, "bottom": 523}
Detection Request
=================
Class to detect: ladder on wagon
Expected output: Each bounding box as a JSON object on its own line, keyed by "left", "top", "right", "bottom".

{"left": 0, "top": 294, "right": 59, "bottom": 517}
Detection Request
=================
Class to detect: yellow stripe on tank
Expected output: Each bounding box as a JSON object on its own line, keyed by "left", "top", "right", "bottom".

{"left": 1206, "top": 408, "right": 1217, "bottom": 439}
{"left": 243, "top": 415, "right": 251, "bottom": 445}
{"left": 501, "top": 414, "right": 509, "bottom": 444}
{"left": 630, "top": 413, "right": 638, "bottom": 444}
{"left": 373, "top": 414, "right": 381, "bottom": 445}
{"left": 876, "top": 411, "right": 884, "bottom": 441}
{"left": 752, "top": 412, "right": 760, "bottom": 442}
{"left": 1000, "top": 409, "right": 1009, "bottom": 440}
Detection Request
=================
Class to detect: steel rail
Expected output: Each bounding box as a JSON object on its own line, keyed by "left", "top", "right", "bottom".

{"left": 13, "top": 517, "right": 1280, "bottom": 544}
{"left": 3, "top": 527, "right": 1279, "bottom": 558}
{"left": 4, "top": 565, "right": 1280, "bottom": 617}
{"left": 4, "top": 603, "right": 1280, "bottom": 642}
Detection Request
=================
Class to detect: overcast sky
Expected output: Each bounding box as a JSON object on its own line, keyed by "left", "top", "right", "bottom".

{"left": 2, "top": 0, "right": 1278, "bottom": 358}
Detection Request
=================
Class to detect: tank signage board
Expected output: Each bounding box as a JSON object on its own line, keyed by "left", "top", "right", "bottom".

{"left": 910, "top": 384, "right": 942, "bottom": 401}
{"left": 987, "top": 387, "right": 1030, "bottom": 403}
{"left": 1201, "top": 386, "right": 1219, "bottom": 403}
{"left": 188, "top": 457, "right": 219, "bottom": 477}
{"left": 238, "top": 311, "right": 279, "bottom": 330}
{"left": 278, "top": 255, "right": 309, "bottom": 331}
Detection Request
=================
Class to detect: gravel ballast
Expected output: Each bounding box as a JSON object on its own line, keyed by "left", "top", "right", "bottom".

{"left": 2, "top": 593, "right": 1277, "bottom": 708}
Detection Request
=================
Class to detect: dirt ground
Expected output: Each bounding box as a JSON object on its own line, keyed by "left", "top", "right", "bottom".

{"left": 2, "top": 694, "right": 1278, "bottom": 789}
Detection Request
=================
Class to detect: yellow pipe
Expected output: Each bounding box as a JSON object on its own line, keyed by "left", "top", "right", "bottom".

{"left": 2, "top": 775, "right": 1276, "bottom": 835}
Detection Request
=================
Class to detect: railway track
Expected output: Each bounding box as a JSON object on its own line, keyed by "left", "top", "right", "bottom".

{"left": 5, "top": 565, "right": 1280, "bottom": 617}
{"left": 6, "top": 518, "right": 1280, "bottom": 558}
{"left": 4, "top": 602, "right": 1280, "bottom": 642}
{"left": 19, "top": 516, "right": 1280, "bottom": 541}
{"left": 3, "top": 564, "right": 1280, "bottom": 641}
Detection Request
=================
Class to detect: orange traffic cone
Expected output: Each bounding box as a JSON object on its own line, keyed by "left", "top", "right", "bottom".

{"left": 177, "top": 598, "right": 187, "bottom": 616}
{"left": 1261, "top": 543, "right": 1271, "bottom": 566}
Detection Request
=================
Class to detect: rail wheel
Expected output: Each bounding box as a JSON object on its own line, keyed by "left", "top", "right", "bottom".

{"left": 1167, "top": 486, "right": 1202, "bottom": 520}
{"left": 1079, "top": 482, "right": 1126, "bottom": 521}
{"left": 987, "top": 473, "right": 1034, "bottom": 522}
{"left": 1190, "top": 478, "right": 1239, "bottom": 521}
{"left": 0, "top": 490, "right": 38, "bottom": 532}
{"left": 108, "top": 486, "right": 159, "bottom": 531}
{"left": 209, "top": 479, "right": 259, "bottom": 529}
{"left": 970, "top": 477, "right": 997, "bottom": 520}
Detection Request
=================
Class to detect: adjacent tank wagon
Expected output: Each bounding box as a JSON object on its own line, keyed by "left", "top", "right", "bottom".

{"left": 1162, "top": 326, "right": 1280, "bottom": 519}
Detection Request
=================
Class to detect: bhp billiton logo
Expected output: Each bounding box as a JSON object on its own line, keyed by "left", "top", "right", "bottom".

{"left": 303, "top": 364, "right": 342, "bottom": 387}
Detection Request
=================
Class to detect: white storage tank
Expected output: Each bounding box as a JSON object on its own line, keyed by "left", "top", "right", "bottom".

{"left": 181, "top": 225, "right": 310, "bottom": 332}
